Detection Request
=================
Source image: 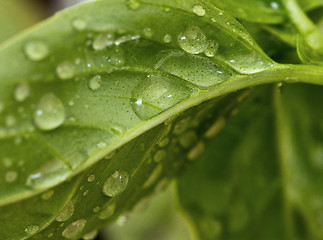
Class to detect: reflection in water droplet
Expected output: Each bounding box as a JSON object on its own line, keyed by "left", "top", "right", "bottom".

{"left": 26, "top": 158, "right": 70, "bottom": 189}
{"left": 187, "top": 141, "right": 205, "bottom": 161}
{"left": 71, "top": 17, "right": 87, "bottom": 31}
{"left": 33, "top": 93, "right": 65, "bottom": 131}
{"left": 62, "top": 219, "right": 87, "bottom": 239}
{"left": 99, "top": 203, "right": 116, "bottom": 219}
{"left": 25, "top": 225, "right": 39, "bottom": 235}
{"left": 24, "top": 40, "right": 49, "bottom": 61}
{"left": 56, "top": 61, "right": 75, "bottom": 80}
{"left": 56, "top": 201, "right": 75, "bottom": 222}
{"left": 193, "top": 5, "right": 206, "bottom": 16}
{"left": 178, "top": 26, "right": 207, "bottom": 54}
{"left": 204, "top": 40, "right": 219, "bottom": 57}
{"left": 102, "top": 170, "right": 129, "bottom": 197}
{"left": 5, "top": 171, "right": 18, "bottom": 183}
{"left": 131, "top": 75, "right": 192, "bottom": 120}
{"left": 143, "top": 164, "right": 162, "bottom": 188}
{"left": 14, "top": 83, "right": 30, "bottom": 102}
{"left": 89, "top": 75, "right": 102, "bottom": 90}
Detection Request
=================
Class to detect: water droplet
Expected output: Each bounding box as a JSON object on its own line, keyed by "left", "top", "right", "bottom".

{"left": 5, "top": 171, "right": 18, "bottom": 182}
{"left": 56, "top": 201, "right": 74, "bottom": 222}
{"left": 204, "top": 40, "right": 219, "bottom": 57}
{"left": 41, "top": 190, "right": 54, "bottom": 200}
{"left": 48, "top": 232, "right": 54, "bottom": 238}
{"left": 271, "top": 2, "right": 279, "bottom": 9}
{"left": 115, "top": 34, "right": 140, "bottom": 46}
{"left": 33, "top": 93, "right": 65, "bottom": 131}
{"left": 83, "top": 189, "right": 89, "bottom": 196}
{"left": 82, "top": 230, "right": 98, "bottom": 240}
{"left": 93, "top": 206, "right": 100, "bottom": 213}
{"left": 163, "top": 34, "right": 172, "bottom": 43}
{"left": 62, "top": 219, "right": 87, "bottom": 239}
{"left": 193, "top": 5, "right": 205, "bottom": 16}
{"left": 2, "top": 157, "right": 12, "bottom": 167}
{"left": 99, "top": 203, "right": 116, "bottom": 219}
{"left": 89, "top": 75, "right": 101, "bottom": 90}
{"left": 204, "top": 116, "right": 226, "bottom": 138}
{"left": 178, "top": 26, "right": 207, "bottom": 54}
{"left": 87, "top": 174, "right": 95, "bottom": 182}
{"left": 14, "top": 83, "right": 30, "bottom": 102}
{"left": 24, "top": 40, "right": 49, "bottom": 61}
{"left": 92, "top": 33, "right": 114, "bottom": 50}
{"left": 71, "top": 17, "right": 87, "bottom": 31}
{"left": 187, "top": 141, "right": 205, "bottom": 161}
{"left": 127, "top": 0, "right": 140, "bottom": 9}
{"left": 131, "top": 75, "right": 192, "bottom": 120}
{"left": 68, "top": 100, "right": 74, "bottom": 106}
{"left": 56, "top": 61, "right": 75, "bottom": 80}
{"left": 108, "top": 49, "right": 125, "bottom": 66}
{"left": 142, "top": 28, "right": 153, "bottom": 38}
{"left": 102, "top": 170, "right": 129, "bottom": 197}
{"left": 26, "top": 158, "right": 70, "bottom": 189}
{"left": 179, "top": 131, "right": 197, "bottom": 148}
{"left": 153, "top": 150, "right": 166, "bottom": 163}
{"left": 25, "top": 225, "right": 39, "bottom": 235}
{"left": 143, "top": 164, "right": 162, "bottom": 188}
{"left": 5, "top": 115, "right": 16, "bottom": 127}
{"left": 117, "top": 214, "right": 129, "bottom": 226}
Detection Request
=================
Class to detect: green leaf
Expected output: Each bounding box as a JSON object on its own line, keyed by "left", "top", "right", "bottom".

{"left": 176, "top": 83, "right": 323, "bottom": 240}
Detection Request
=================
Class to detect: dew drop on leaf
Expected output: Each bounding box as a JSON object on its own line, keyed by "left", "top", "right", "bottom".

{"left": 102, "top": 170, "right": 129, "bottom": 197}
{"left": 14, "top": 82, "right": 30, "bottom": 102}
{"left": 99, "top": 203, "right": 116, "bottom": 219}
{"left": 56, "top": 61, "right": 75, "bottom": 80}
{"left": 92, "top": 206, "right": 100, "bottom": 213}
{"left": 87, "top": 174, "right": 95, "bottom": 182}
{"left": 24, "top": 225, "right": 39, "bottom": 235}
{"left": 163, "top": 34, "right": 172, "bottom": 43}
{"left": 71, "top": 17, "right": 87, "bottom": 31}
{"left": 204, "top": 40, "right": 219, "bottom": 57}
{"left": 89, "top": 75, "right": 101, "bottom": 90}
{"left": 178, "top": 26, "right": 208, "bottom": 54}
{"left": 204, "top": 116, "right": 226, "bottom": 138}
{"left": 193, "top": 5, "right": 206, "bottom": 16}
{"left": 82, "top": 230, "right": 98, "bottom": 240}
{"left": 56, "top": 201, "right": 75, "bottom": 222}
{"left": 62, "top": 219, "right": 87, "bottom": 239}
{"left": 24, "top": 40, "right": 49, "bottom": 61}
{"left": 127, "top": 0, "right": 140, "bottom": 10}
{"left": 5, "top": 171, "right": 18, "bottom": 183}
{"left": 108, "top": 50, "right": 125, "bottom": 66}
{"left": 142, "top": 28, "right": 153, "bottom": 38}
{"left": 153, "top": 150, "right": 166, "bottom": 163}
{"left": 179, "top": 131, "right": 198, "bottom": 148}
{"left": 92, "top": 33, "right": 109, "bottom": 51}
{"left": 33, "top": 93, "right": 65, "bottom": 131}
{"left": 187, "top": 141, "right": 205, "bottom": 161}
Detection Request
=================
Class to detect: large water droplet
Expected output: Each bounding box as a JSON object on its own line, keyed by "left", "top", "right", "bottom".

{"left": 56, "top": 61, "right": 75, "bottom": 80}
{"left": 99, "top": 203, "right": 116, "bottom": 219}
{"left": 88, "top": 75, "right": 101, "bottom": 90}
{"left": 178, "top": 26, "right": 207, "bottom": 54}
{"left": 102, "top": 170, "right": 129, "bottom": 197}
{"left": 92, "top": 33, "right": 114, "bottom": 50}
{"left": 131, "top": 75, "right": 192, "bottom": 120}
{"left": 5, "top": 171, "right": 18, "bottom": 183}
{"left": 56, "top": 201, "right": 75, "bottom": 222}
{"left": 33, "top": 93, "right": 65, "bottom": 131}
{"left": 71, "top": 17, "right": 87, "bottom": 31}
{"left": 193, "top": 5, "right": 206, "bottom": 16}
{"left": 26, "top": 158, "right": 70, "bottom": 189}
{"left": 24, "top": 40, "right": 49, "bottom": 61}
{"left": 204, "top": 40, "right": 219, "bottom": 57}
{"left": 25, "top": 225, "right": 39, "bottom": 235}
{"left": 62, "top": 219, "right": 86, "bottom": 239}
{"left": 14, "top": 83, "right": 30, "bottom": 102}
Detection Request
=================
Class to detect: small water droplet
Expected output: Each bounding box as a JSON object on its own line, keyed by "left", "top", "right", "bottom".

{"left": 62, "top": 219, "right": 87, "bottom": 239}
{"left": 270, "top": 2, "right": 279, "bottom": 9}
{"left": 163, "top": 34, "right": 172, "bottom": 43}
{"left": 187, "top": 141, "right": 205, "bottom": 161}
{"left": 143, "top": 164, "right": 162, "bottom": 188}
{"left": 93, "top": 206, "right": 100, "bottom": 213}
{"left": 71, "top": 17, "right": 87, "bottom": 31}
{"left": 117, "top": 214, "right": 129, "bottom": 226}
{"left": 193, "top": 5, "right": 205, "bottom": 16}
{"left": 179, "top": 131, "right": 197, "bottom": 148}
{"left": 89, "top": 75, "right": 102, "bottom": 90}
{"left": 56, "top": 201, "right": 75, "bottom": 222}
{"left": 99, "top": 203, "right": 116, "bottom": 219}
{"left": 108, "top": 49, "right": 125, "bottom": 66}
{"left": 56, "top": 61, "right": 75, "bottom": 80}
{"left": 5, "top": 171, "right": 18, "bottom": 182}
{"left": 88, "top": 174, "right": 95, "bottom": 182}
{"left": 82, "top": 230, "right": 98, "bottom": 240}
{"left": 127, "top": 0, "right": 140, "bottom": 9}
{"left": 5, "top": 115, "right": 16, "bottom": 127}
{"left": 178, "top": 26, "right": 207, "bottom": 54}
{"left": 142, "top": 28, "right": 153, "bottom": 38}
{"left": 25, "top": 225, "right": 39, "bottom": 235}
{"left": 14, "top": 83, "right": 30, "bottom": 102}
{"left": 102, "top": 170, "right": 129, "bottom": 197}
{"left": 33, "top": 93, "right": 65, "bottom": 131}
{"left": 92, "top": 33, "right": 114, "bottom": 50}
{"left": 41, "top": 190, "right": 54, "bottom": 200}
{"left": 2, "top": 157, "right": 13, "bottom": 167}
{"left": 204, "top": 40, "right": 219, "bottom": 57}
{"left": 83, "top": 189, "right": 89, "bottom": 196}
{"left": 204, "top": 116, "right": 226, "bottom": 138}
{"left": 153, "top": 150, "right": 166, "bottom": 163}
{"left": 24, "top": 40, "right": 49, "bottom": 61}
